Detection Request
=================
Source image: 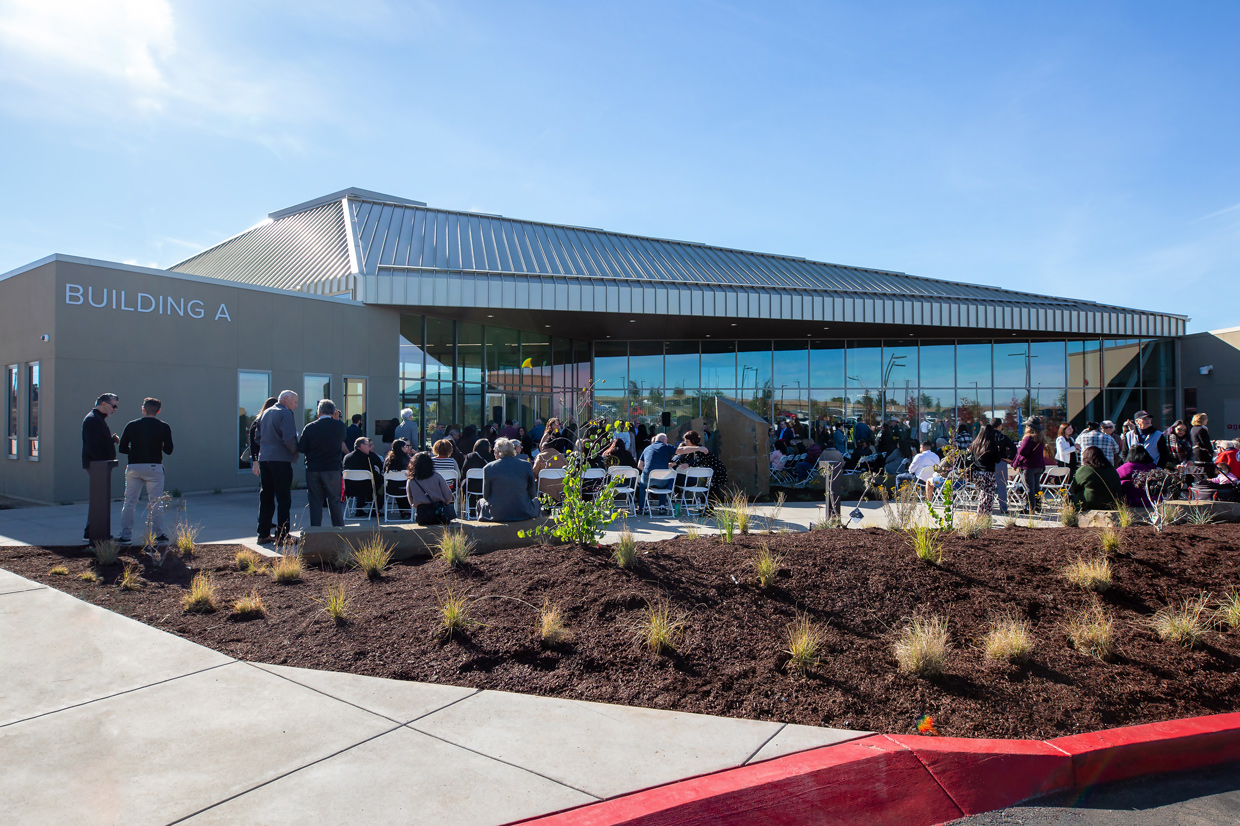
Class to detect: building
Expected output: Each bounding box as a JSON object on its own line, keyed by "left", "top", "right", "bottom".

{"left": 1, "top": 188, "right": 1187, "bottom": 504}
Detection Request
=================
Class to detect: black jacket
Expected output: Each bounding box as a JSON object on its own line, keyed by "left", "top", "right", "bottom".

{"left": 297, "top": 417, "right": 347, "bottom": 472}
{"left": 81, "top": 409, "right": 116, "bottom": 469}
{"left": 118, "top": 417, "right": 174, "bottom": 464}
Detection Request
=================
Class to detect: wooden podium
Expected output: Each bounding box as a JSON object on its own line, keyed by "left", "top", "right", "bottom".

{"left": 87, "top": 460, "right": 118, "bottom": 542}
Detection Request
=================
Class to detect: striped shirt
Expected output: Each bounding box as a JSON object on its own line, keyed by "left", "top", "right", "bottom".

{"left": 432, "top": 457, "right": 459, "bottom": 488}
{"left": 1076, "top": 429, "right": 1119, "bottom": 466}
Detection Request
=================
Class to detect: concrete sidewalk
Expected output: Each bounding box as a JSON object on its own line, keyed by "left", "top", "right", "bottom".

{"left": 0, "top": 568, "right": 864, "bottom": 825}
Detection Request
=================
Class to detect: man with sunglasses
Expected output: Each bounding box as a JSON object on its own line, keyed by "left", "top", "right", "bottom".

{"left": 82, "top": 393, "right": 121, "bottom": 540}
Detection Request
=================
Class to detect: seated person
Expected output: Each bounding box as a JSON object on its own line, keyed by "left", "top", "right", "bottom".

{"left": 1215, "top": 441, "right": 1240, "bottom": 478}
{"left": 462, "top": 439, "right": 494, "bottom": 474}
{"left": 343, "top": 436, "right": 383, "bottom": 507}
{"left": 638, "top": 433, "right": 676, "bottom": 513}
{"left": 1068, "top": 446, "right": 1122, "bottom": 511}
{"left": 670, "top": 429, "right": 729, "bottom": 488}
{"left": 479, "top": 438, "right": 541, "bottom": 522}
{"left": 769, "top": 440, "right": 789, "bottom": 470}
{"left": 382, "top": 439, "right": 413, "bottom": 517}
{"left": 896, "top": 442, "right": 939, "bottom": 496}
{"left": 532, "top": 443, "right": 568, "bottom": 502}
{"left": 1206, "top": 462, "right": 1239, "bottom": 488}
{"left": 1116, "top": 445, "right": 1158, "bottom": 507}
{"left": 431, "top": 439, "right": 459, "bottom": 489}
{"left": 795, "top": 441, "right": 824, "bottom": 482}
{"left": 405, "top": 453, "right": 455, "bottom": 525}
{"left": 601, "top": 438, "right": 638, "bottom": 469}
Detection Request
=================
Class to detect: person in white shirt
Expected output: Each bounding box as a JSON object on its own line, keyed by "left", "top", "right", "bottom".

{"left": 896, "top": 441, "right": 940, "bottom": 497}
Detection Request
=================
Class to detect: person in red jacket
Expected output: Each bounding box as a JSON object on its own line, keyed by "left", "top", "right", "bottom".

{"left": 1011, "top": 416, "right": 1049, "bottom": 513}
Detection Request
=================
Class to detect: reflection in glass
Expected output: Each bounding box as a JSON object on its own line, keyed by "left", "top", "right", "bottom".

{"left": 302, "top": 374, "right": 331, "bottom": 426}
{"left": 1106, "top": 388, "right": 1142, "bottom": 429}
{"left": 486, "top": 326, "right": 520, "bottom": 383}
{"left": 956, "top": 388, "right": 992, "bottom": 433}
{"left": 993, "top": 341, "right": 1030, "bottom": 387}
{"left": 665, "top": 341, "right": 700, "bottom": 393}
{"left": 593, "top": 341, "right": 627, "bottom": 398}
{"left": 1143, "top": 388, "right": 1176, "bottom": 427}
{"left": 238, "top": 370, "right": 270, "bottom": 469}
{"left": 26, "top": 362, "right": 38, "bottom": 459}
{"left": 700, "top": 341, "right": 736, "bottom": 391}
{"left": 919, "top": 344, "right": 954, "bottom": 388}
{"left": 1067, "top": 340, "right": 1100, "bottom": 388}
{"left": 458, "top": 323, "right": 483, "bottom": 383}
{"left": 773, "top": 341, "right": 809, "bottom": 409}
{"left": 1030, "top": 341, "right": 1066, "bottom": 388}
{"left": 521, "top": 331, "right": 552, "bottom": 394}
{"left": 1141, "top": 339, "right": 1175, "bottom": 388}
{"left": 399, "top": 315, "right": 424, "bottom": 381}
{"left": 810, "top": 340, "right": 844, "bottom": 387}
{"left": 344, "top": 377, "right": 367, "bottom": 432}
{"left": 1103, "top": 339, "right": 1141, "bottom": 389}
{"left": 627, "top": 341, "right": 663, "bottom": 425}
{"left": 956, "top": 342, "right": 992, "bottom": 393}
{"left": 426, "top": 317, "right": 454, "bottom": 384}
{"left": 738, "top": 341, "right": 773, "bottom": 418}
{"left": 846, "top": 340, "right": 881, "bottom": 387}
{"left": 5, "top": 364, "right": 16, "bottom": 457}
{"left": 1066, "top": 385, "right": 1103, "bottom": 433}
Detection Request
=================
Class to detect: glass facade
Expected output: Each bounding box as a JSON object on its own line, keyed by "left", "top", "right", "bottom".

{"left": 302, "top": 374, "right": 331, "bottom": 427}
{"left": 395, "top": 313, "right": 1178, "bottom": 446}
{"left": 237, "top": 371, "right": 271, "bottom": 470}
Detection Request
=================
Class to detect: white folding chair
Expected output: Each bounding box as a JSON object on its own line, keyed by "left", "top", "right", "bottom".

{"left": 382, "top": 471, "right": 412, "bottom": 523}
{"left": 1039, "top": 466, "right": 1071, "bottom": 509}
{"left": 439, "top": 467, "right": 460, "bottom": 495}
{"left": 538, "top": 469, "right": 567, "bottom": 509}
{"left": 342, "top": 470, "right": 377, "bottom": 520}
{"left": 582, "top": 467, "right": 607, "bottom": 501}
{"left": 914, "top": 465, "right": 937, "bottom": 503}
{"left": 644, "top": 469, "right": 677, "bottom": 516}
{"left": 607, "top": 466, "right": 639, "bottom": 514}
{"left": 1006, "top": 466, "right": 1029, "bottom": 513}
{"left": 678, "top": 468, "right": 714, "bottom": 516}
{"left": 461, "top": 468, "right": 485, "bottom": 520}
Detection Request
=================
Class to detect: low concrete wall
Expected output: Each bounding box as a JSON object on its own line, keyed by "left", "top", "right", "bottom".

{"left": 299, "top": 517, "right": 554, "bottom": 564}
{"left": 1079, "top": 499, "right": 1240, "bottom": 527}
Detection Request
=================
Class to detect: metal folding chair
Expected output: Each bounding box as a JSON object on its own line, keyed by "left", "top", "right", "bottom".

{"left": 607, "top": 466, "right": 639, "bottom": 514}
{"left": 461, "top": 468, "right": 485, "bottom": 520}
{"left": 382, "top": 471, "right": 412, "bottom": 523}
{"left": 677, "top": 468, "right": 714, "bottom": 516}
{"left": 644, "top": 469, "right": 676, "bottom": 516}
{"left": 342, "top": 469, "right": 377, "bottom": 520}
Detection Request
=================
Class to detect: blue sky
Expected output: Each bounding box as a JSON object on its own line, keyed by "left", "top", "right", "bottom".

{"left": 1, "top": 0, "right": 1237, "bottom": 331}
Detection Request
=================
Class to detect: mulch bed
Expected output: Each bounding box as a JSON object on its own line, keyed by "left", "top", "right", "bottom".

{"left": 5, "top": 524, "right": 1240, "bottom": 740}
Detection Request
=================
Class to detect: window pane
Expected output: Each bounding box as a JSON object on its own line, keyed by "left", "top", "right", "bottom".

{"left": 810, "top": 340, "right": 844, "bottom": 387}
{"left": 1106, "top": 388, "right": 1142, "bottom": 428}
{"left": 1104, "top": 339, "right": 1141, "bottom": 390}
{"left": 1143, "top": 388, "right": 1176, "bottom": 427}
{"left": 919, "top": 344, "right": 954, "bottom": 388}
{"left": 994, "top": 389, "right": 1027, "bottom": 431}
{"left": 846, "top": 340, "right": 881, "bottom": 388}
{"left": 458, "top": 323, "right": 483, "bottom": 384}
{"left": 1067, "top": 340, "right": 1100, "bottom": 387}
{"left": 773, "top": 341, "right": 809, "bottom": 402}
{"left": 26, "top": 362, "right": 39, "bottom": 459}
{"left": 552, "top": 337, "right": 573, "bottom": 389}
{"left": 664, "top": 341, "right": 699, "bottom": 394}
{"left": 521, "top": 331, "right": 551, "bottom": 393}
{"left": 1141, "top": 339, "right": 1176, "bottom": 387}
{"left": 1030, "top": 341, "right": 1066, "bottom": 388}
{"left": 302, "top": 374, "right": 331, "bottom": 426}
{"left": 957, "top": 388, "right": 992, "bottom": 432}
{"left": 573, "top": 340, "right": 591, "bottom": 393}
{"left": 344, "top": 378, "right": 367, "bottom": 432}
{"left": 628, "top": 341, "right": 664, "bottom": 400}
{"left": 882, "top": 340, "right": 917, "bottom": 393}
{"left": 593, "top": 341, "right": 627, "bottom": 398}
{"left": 1066, "top": 386, "right": 1104, "bottom": 433}
{"left": 5, "top": 365, "right": 16, "bottom": 457}
{"left": 399, "top": 314, "right": 424, "bottom": 381}
{"left": 919, "top": 390, "right": 953, "bottom": 440}
{"left": 426, "top": 317, "right": 453, "bottom": 384}
{"left": 810, "top": 389, "right": 847, "bottom": 433}
{"left": 993, "top": 341, "right": 1030, "bottom": 387}
{"left": 664, "top": 391, "right": 698, "bottom": 432}
{"left": 738, "top": 341, "right": 772, "bottom": 410}
{"left": 700, "top": 340, "right": 736, "bottom": 391}
{"left": 238, "top": 371, "right": 270, "bottom": 469}
{"left": 956, "top": 342, "right": 992, "bottom": 396}
{"left": 485, "top": 325, "right": 520, "bottom": 377}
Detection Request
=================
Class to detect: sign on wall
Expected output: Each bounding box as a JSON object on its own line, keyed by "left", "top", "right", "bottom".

{"left": 65, "top": 284, "right": 231, "bottom": 321}
{"left": 1224, "top": 398, "right": 1240, "bottom": 435}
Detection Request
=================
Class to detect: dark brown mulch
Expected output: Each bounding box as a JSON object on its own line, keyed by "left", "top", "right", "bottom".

{"left": 5, "top": 524, "right": 1240, "bottom": 740}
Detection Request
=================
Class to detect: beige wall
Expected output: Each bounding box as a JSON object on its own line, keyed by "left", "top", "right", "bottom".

{"left": 0, "top": 261, "right": 58, "bottom": 501}
{"left": 0, "top": 257, "right": 399, "bottom": 503}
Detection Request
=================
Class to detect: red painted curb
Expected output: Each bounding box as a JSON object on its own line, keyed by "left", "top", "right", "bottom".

{"left": 510, "top": 713, "right": 1240, "bottom": 826}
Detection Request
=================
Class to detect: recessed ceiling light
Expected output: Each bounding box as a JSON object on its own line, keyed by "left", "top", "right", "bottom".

{"left": 731, "top": 323, "right": 737, "bottom": 327}
{"left": 629, "top": 319, "right": 636, "bottom": 323}
{"left": 487, "top": 314, "right": 494, "bottom": 318}
{"left": 544, "top": 324, "right": 550, "bottom": 328}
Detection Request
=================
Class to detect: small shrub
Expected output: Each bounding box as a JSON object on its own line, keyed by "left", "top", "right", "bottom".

{"left": 1116, "top": 503, "right": 1135, "bottom": 528}
{"left": 612, "top": 529, "right": 638, "bottom": 568}
{"left": 784, "top": 614, "right": 824, "bottom": 674}
{"left": 903, "top": 525, "right": 944, "bottom": 565}
{"left": 94, "top": 539, "right": 121, "bottom": 566}
{"left": 750, "top": 542, "right": 782, "bottom": 589}
{"left": 230, "top": 588, "right": 267, "bottom": 620}
{"left": 141, "top": 528, "right": 159, "bottom": 549}
{"left": 235, "top": 549, "right": 265, "bottom": 573}
{"left": 893, "top": 615, "right": 950, "bottom": 677}
{"left": 78, "top": 571, "right": 99, "bottom": 583}
{"left": 1002, "top": 515, "right": 1018, "bottom": 529}
{"left": 1057, "top": 500, "right": 1080, "bottom": 527}
{"left": 438, "top": 588, "right": 470, "bottom": 638}
{"left": 49, "top": 565, "right": 69, "bottom": 576}
{"left": 351, "top": 534, "right": 394, "bottom": 580}
{"left": 538, "top": 600, "right": 568, "bottom": 646}
{"left": 181, "top": 572, "right": 217, "bottom": 613}
{"left": 118, "top": 561, "right": 143, "bottom": 590}
{"left": 1063, "top": 556, "right": 1112, "bottom": 592}
{"left": 715, "top": 505, "right": 738, "bottom": 544}
{"left": 1099, "top": 525, "right": 1122, "bottom": 555}
{"left": 882, "top": 483, "right": 921, "bottom": 532}
{"left": 983, "top": 616, "right": 1033, "bottom": 662}
{"left": 763, "top": 491, "right": 788, "bottom": 533}
{"left": 954, "top": 512, "right": 991, "bottom": 538}
{"left": 683, "top": 523, "right": 704, "bottom": 540}
{"left": 1152, "top": 594, "right": 1213, "bottom": 647}
{"left": 1215, "top": 589, "right": 1240, "bottom": 631}
{"left": 322, "top": 582, "right": 351, "bottom": 624}
{"left": 174, "top": 522, "right": 200, "bottom": 556}
{"left": 435, "top": 528, "right": 476, "bottom": 567}
{"left": 637, "top": 598, "right": 686, "bottom": 655}
{"left": 1185, "top": 506, "right": 1217, "bottom": 526}
{"left": 729, "top": 490, "right": 752, "bottom": 534}
{"left": 1066, "top": 603, "right": 1115, "bottom": 660}
{"left": 269, "top": 553, "right": 304, "bottom": 584}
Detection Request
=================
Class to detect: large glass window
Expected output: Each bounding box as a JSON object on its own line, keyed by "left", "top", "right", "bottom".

{"left": 5, "top": 365, "right": 16, "bottom": 458}
{"left": 882, "top": 341, "right": 917, "bottom": 422}
{"left": 664, "top": 341, "right": 700, "bottom": 394}
{"left": 302, "top": 374, "right": 331, "bottom": 426}
{"left": 1103, "top": 339, "right": 1141, "bottom": 390}
{"left": 26, "top": 362, "right": 38, "bottom": 460}
{"left": 738, "top": 341, "right": 773, "bottom": 417}
{"left": 426, "top": 317, "right": 454, "bottom": 386}
{"left": 993, "top": 341, "right": 1030, "bottom": 388}
{"left": 458, "top": 323, "right": 484, "bottom": 384}
{"left": 1141, "top": 339, "right": 1176, "bottom": 388}
{"left": 1030, "top": 341, "right": 1066, "bottom": 388}
{"left": 238, "top": 370, "right": 271, "bottom": 470}
{"left": 773, "top": 341, "right": 809, "bottom": 419}
{"left": 700, "top": 341, "right": 736, "bottom": 391}
{"left": 809, "top": 340, "right": 845, "bottom": 387}
{"left": 521, "top": 331, "right": 552, "bottom": 393}
{"left": 956, "top": 342, "right": 992, "bottom": 395}
{"left": 399, "top": 315, "right": 424, "bottom": 380}
{"left": 846, "top": 340, "right": 882, "bottom": 388}
{"left": 1067, "top": 340, "right": 1101, "bottom": 388}
{"left": 919, "top": 344, "right": 954, "bottom": 388}
{"left": 593, "top": 341, "right": 627, "bottom": 399}
{"left": 628, "top": 341, "right": 664, "bottom": 402}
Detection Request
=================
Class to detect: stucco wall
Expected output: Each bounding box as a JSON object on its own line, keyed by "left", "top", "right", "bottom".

{"left": 1181, "top": 329, "right": 1240, "bottom": 440}
{"left": 0, "top": 261, "right": 58, "bottom": 502}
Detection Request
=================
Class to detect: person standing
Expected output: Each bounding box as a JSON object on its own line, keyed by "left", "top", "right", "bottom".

{"left": 298, "top": 399, "right": 347, "bottom": 528}
{"left": 117, "top": 398, "right": 174, "bottom": 544}
{"left": 1055, "top": 423, "right": 1079, "bottom": 475}
{"left": 1012, "top": 417, "right": 1048, "bottom": 513}
{"left": 393, "top": 408, "right": 417, "bottom": 444}
{"left": 1190, "top": 413, "right": 1213, "bottom": 475}
{"left": 992, "top": 418, "right": 1016, "bottom": 515}
{"left": 81, "top": 393, "right": 120, "bottom": 541}
{"left": 257, "top": 390, "right": 299, "bottom": 544}
{"left": 346, "top": 414, "right": 364, "bottom": 449}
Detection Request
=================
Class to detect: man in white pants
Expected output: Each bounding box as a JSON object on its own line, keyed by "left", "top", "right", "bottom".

{"left": 117, "top": 398, "right": 175, "bottom": 543}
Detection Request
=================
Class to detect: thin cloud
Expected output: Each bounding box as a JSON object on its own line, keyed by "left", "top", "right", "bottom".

{"left": 1197, "top": 202, "right": 1240, "bottom": 222}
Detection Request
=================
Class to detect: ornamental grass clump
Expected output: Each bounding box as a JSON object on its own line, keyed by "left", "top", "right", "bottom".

{"left": 903, "top": 525, "right": 944, "bottom": 565}
{"left": 612, "top": 529, "right": 638, "bottom": 568}
{"left": 78, "top": 571, "right": 99, "bottom": 583}
{"left": 537, "top": 600, "right": 568, "bottom": 647}
{"left": 893, "top": 615, "right": 950, "bottom": 677}
{"left": 321, "top": 582, "right": 351, "bottom": 625}
{"left": 1057, "top": 500, "right": 1080, "bottom": 527}
{"left": 230, "top": 588, "right": 267, "bottom": 620}
{"left": 1116, "top": 503, "right": 1135, "bottom": 528}
{"left": 118, "top": 560, "right": 143, "bottom": 591}
{"left": 438, "top": 588, "right": 470, "bottom": 638}
{"left": 49, "top": 565, "right": 68, "bottom": 576}
{"left": 637, "top": 598, "right": 686, "bottom": 655}
{"left": 269, "top": 553, "right": 304, "bottom": 584}
{"left": 784, "top": 614, "right": 824, "bottom": 675}
{"left": 235, "top": 549, "right": 265, "bottom": 573}
{"left": 351, "top": 534, "right": 394, "bottom": 580}
{"left": 983, "top": 616, "right": 1033, "bottom": 663}
{"left": 714, "top": 505, "right": 739, "bottom": 544}
{"left": 1152, "top": 594, "right": 1213, "bottom": 647}
{"left": 954, "top": 512, "right": 991, "bottom": 538}
{"left": 1216, "top": 589, "right": 1240, "bottom": 631}
{"left": 1062, "top": 556, "right": 1112, "bottom": 593}
{"left": 1185, "top": 506, "right": 1217, "bottom": 526}
{"left": 750, "top": 542, "right": 782, "bottom": 589}
{"left": 173, "top": 522, "right": 201, "bottom": 556}
{"left": 1099, "top": 525, "right": 1122, "bottom": 555}
{"left": 94, "top": 539, "right": 121, "bottom": 566}
{"left": 181, "top": 572, "right": 218, "bottom": 613}
{"left": 1066, "top": 603, "right": 1115, "bottom": 660}
{"left": 434, "top": 528, "right": 475, "bottom": 567}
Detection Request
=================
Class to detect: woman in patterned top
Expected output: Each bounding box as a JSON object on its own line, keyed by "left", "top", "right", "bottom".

{"left": 670, "top": 430, "right": 729, "bottom": 497}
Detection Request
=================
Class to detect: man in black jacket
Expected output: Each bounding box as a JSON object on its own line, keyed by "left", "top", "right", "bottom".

{"left": 81, "top": 393, "right": 120, "bottom": 540}
{"left": 297, "top": 400, "right": 347, "bottom": 527}
{"left": 343, "top": 436, "right": 384, "bottom": 511}
{"left": 117, "top": 398, "right": 175, "bottom": 544}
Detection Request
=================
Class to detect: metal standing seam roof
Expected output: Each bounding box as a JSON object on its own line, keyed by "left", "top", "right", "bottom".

{"left": 168, "top": 189, "right": 1188, "bottom": 337}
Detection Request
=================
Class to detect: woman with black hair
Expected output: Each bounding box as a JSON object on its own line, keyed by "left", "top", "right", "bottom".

{"left": 406, "top": 452, "right": 454, "bottom": 524}
{"left": 670, "top": 429, "right": 729, "bottom": 492}
{"left": 1069, "top": 447, "right": 1121, "bottom": 511}
{"left": 382, "top": 438, "right": 414, "bottom": 518}
{"left": 968, "top": 423, "right": 1002, "bottom": 514}
{"left": 462, "top": 438, "right": 494, "bottom": 474}
{"left": 601, "top": 437, "right": 638, "bottom": 468}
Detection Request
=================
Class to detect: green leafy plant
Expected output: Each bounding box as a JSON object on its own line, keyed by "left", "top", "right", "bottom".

{"left": 1063, "top": 556, "right": 1112, "bottom": 592}
{"left": 1116, "top": 502, "right": 1135, "bottom": 528}
{"left": 728, "top": 490, "right": 752, "bottom": 534}
{"left": 714, "top": 506, "right": 739, "bottom": 544}
{"left": 612, "top": 529, "right": 638, "bottom": 568}
{"left": 181, "top": 572, "right": 218, "bottom": 613}
{"left": 983, "top": 616, "right": 1033, "bottom": 662}
{"left": 903, "top": 525, "right": 944, "bottom": 565}
{"left": 1066, "top": 602, "right": 1115, "bottom": 660}
{"left": 350, "top": 533, "right": 394, "bottom": 580}
{"left": 894, "top": 614, "right": 950, "bottom": 676}
{"left": 637, "top": 598, "right": 686, "bottom": 655}
{"left": 750, "top": 542, "right": 782, "bottom": 589}
{"left": 1152, "top": 594, "right": 1213, "bottom": 647}
{"left": 434, "top": 527, "right": 476, "bottom": 567}
{"left": 784, "top": 614, "right": 824, "bottom": 674}
{"left": 230, "top": 588, "right": 267, "bottom": 620}
{"left": 320, "top": 582, "right": 351, "bottom": 625}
